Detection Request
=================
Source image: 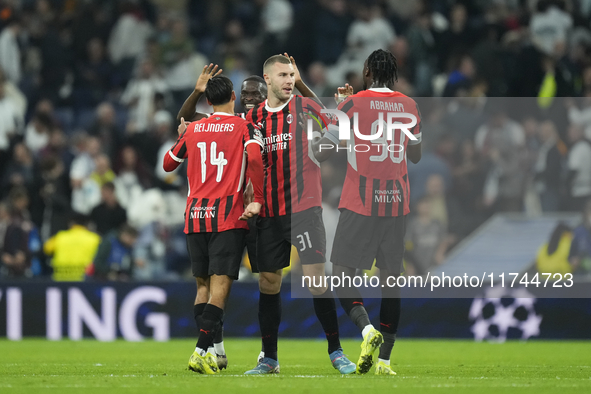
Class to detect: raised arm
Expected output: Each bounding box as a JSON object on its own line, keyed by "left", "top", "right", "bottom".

{"left": 177, "top": 64, "right": 222, "bottom": 122}
{"left": 284, "top": 53, "right": 318, "bottom": 100}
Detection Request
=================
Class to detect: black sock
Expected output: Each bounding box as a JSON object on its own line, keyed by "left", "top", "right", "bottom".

{"left": 378, "top": 297, "right": 400, "bottom": 360}
{"left": 196, "top": 304, "right": 223, "bottom": 352}
{"left": 214, "top": 311, "right": 224, "bottom": 345}
{"left": 313, "top": 290, "right": 341, "bottom": 354}
{"left": 259, "top": 292, "right": 281, "bottom": 361}
{"left": 349, "top": 305, "right": 371, "bottom": 332}
{"left": 193, "top": 303, "right": 206, "bottom": 348}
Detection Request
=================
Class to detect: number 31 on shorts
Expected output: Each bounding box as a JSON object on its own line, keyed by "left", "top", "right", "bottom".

{"left": 297, "top": 231, "right": 312, "bottom": 251}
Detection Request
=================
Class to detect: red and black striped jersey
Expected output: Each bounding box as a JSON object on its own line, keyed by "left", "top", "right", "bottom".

{"left": 245, "top": 96, "right": 326, "bottom": 217}
{"left": 165, "top": 112, "right": 264, "bottom": 233}
{"left": 337, "top": 88, "right": 422, "bottom": 217}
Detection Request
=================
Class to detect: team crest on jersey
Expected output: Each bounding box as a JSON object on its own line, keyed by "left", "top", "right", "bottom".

{"left": 286, "top": 114, "right": 293, "bottom": 124}
{"left": 215, "top": 117, "right": 221, "bottom": 120}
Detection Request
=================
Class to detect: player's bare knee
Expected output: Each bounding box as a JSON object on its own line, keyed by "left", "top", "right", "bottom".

{"left": 259, "top": 272, "right": 282, "bottom": 294}
{"left": 307, "top": 282, "right": 328, "bottom": 296}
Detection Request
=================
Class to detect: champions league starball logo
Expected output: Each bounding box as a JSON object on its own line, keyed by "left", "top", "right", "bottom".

{"left": 469, "top": 287, "right": 542, "bottom": 343}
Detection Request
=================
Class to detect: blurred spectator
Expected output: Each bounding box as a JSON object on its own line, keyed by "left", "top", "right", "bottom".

{"left": 566, "top": 124, "right": 591, "bottom": 211}
{"left": 87, "top": 102, "right": 124, "bottom": 162}
{"left": 0, "top": 67, "right": 26, "bottom": 117}
{"left": 0, "top": 68, "right": 23, "bottom": 174}
{"left": 477, "top": 107, "right": 527, "bottom": 211}
{"left": 108, "top": 3, "right": 153, "bottom": 78}
{"left": 121, "top": 59, "right": 168, "bottom": 133}
{"left": 158, "top": 17, "right": 204, "bottom": 109}
{"left": 90, "top": 182, "right": 127, "bottom": 236}
{"left": 70, "top": 135, "right": 101, "bottom": 187}
{"left": 452, "top": 139, "right": 487, "bottom": 218}
{"left": 530, "top": 0, "right": 572, "bottom": 57}
{"left": 536, "top": 223, "right": 572, "bottom": 276}
{"left": 133, "top": 220, "right": 167, "bottom": 280}
{"left": 328, "top": 1, "right": 396, "bottom": 86}
{"left": 314, "top": 0, "right": 351, "bottom": 65}
{"left": 534, "top": 121, "right": 567, "bottom": 212}
{"left": 43, "top": 213, "right": 101, "bottom": 281}
{"left": 114, "top": 146, "right": 152, "bottom": 209}
{"left": 569, "top": 199, "right": 591, "bottom": 273}
{"left": 258, "top": 0, "right": 293, "bottom": 60}
{"left": 24, "top": 111, "right": 53, "bottom": 155}
{"left": 90, "top": 154, "right": 116, "bottom": 187}
{"left": 93, "top": 224, "right": 139, "bottom": 281}
{"left": 74, "top": 38, "right": 114, "bottom": 109}
{"left": 32, "top": 156, "right": 71, "bottom": 241}
{"left": 442, "top": 54, "right": 476, "bottom": 97}
{"left": 0, "top": 194, "right": 32, "bottom": 278}
{"left": 424, "top": 173, "right": 465, "bottom": 239}
{"left": 2, "top": 143, "right": 36, "bottom": 196}
{"left": 406, "top": 10, "right": 436, "bottom": 96}
{"left": 436, "top": 3, "right": 478, "bottom": 71}
{"left": 155, "top": 119, "right": 184, "bottom": 188}
{"left": 0, "top": 16, "right": 21, "bottom": 84}
{"left": 405, "top": 197, "right": 448, "bottom": 275}
{"left": 306, "top": 62, "right": 332, "bottom": 97}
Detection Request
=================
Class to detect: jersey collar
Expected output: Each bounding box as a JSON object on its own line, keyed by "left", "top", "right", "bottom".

{"left": 211, "top": 112, "right": 234, "bottom": 116}
{"left": 368, "top": 87, "right": 394, "bottom": 93}
{"left": 265, "top": 95, "right": 293, "bottom": 112}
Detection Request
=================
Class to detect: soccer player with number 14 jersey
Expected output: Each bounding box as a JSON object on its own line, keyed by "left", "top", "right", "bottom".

{"left": 163, "top": 75, "right": 265, "bottom": 374}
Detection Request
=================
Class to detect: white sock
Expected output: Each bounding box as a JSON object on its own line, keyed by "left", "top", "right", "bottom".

{"left": 207, "top": 346, "right": 215, "bottom": 355}
{"left": 361, "top": 324, "right": 374, "bottom": 338}
{"left": 214, "top": 341, "right": 225, "bottom": 356}
{"left": 195, "top": 347, "right": 207, "bottom": 357}
{"left": 378, "top": 358, "right": 390, "bottom": 366}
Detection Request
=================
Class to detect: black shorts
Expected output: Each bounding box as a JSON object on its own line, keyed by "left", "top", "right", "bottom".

{"left": 186, "top": 229, "right": 248, "bottom": 280}
{"left": 252, "top": 207, "right": 326, "bottom": 273}
{"left": 331, "top": 209, "right": 407, "bottom": 274}
{"left": 244, "top": 217, "right": 258, "bottom": 269}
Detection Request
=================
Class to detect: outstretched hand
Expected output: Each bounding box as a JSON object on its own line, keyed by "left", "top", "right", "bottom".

{"left": 335, "top": 83, "right": 354, "bottom": 103}
{"left": 195, "top": 63, "right": 223, "bottom": 93}
{"left": 177, "top": 117, "right": 190, "bottom": 136}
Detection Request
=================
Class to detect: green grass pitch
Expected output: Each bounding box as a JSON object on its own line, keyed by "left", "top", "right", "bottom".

{"left": 1, "top": 339, "right": 590, "bottom": 393}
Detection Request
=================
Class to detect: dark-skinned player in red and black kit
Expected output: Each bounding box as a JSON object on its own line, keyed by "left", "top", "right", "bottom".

{"left": 331, "top": 49, "right": 422, "bottom": 376}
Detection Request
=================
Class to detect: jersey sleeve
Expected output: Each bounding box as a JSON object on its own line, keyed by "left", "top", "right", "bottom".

{"left": 243, "top": 123, "right": 264, "bottom": 149}
{"left": 408, "top": 100, "right": 422, "bottom": 146}
{"left": 163, "top": 128, "right": 189, "bottom": 172}
{"left": 337, "top": 96, "right": 355, "bottom": 117}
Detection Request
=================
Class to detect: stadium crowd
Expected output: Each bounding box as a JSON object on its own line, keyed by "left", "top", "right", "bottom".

{"left": 2, "top": 0, "right": 591, "bottom": 280}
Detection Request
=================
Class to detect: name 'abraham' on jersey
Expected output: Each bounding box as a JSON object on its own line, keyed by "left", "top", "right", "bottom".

{"left": 246, "top": 95, "right": 328, "bottom": 217}
{"left": 337, "top": 88, "right": 422, "bottom": 217}
{"left": 167, "top": 113, "right": 263, "bottom": 232}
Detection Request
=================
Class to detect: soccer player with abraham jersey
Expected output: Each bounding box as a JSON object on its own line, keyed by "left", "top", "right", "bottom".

{"left": 163, "top": 75, "right": 265, "bottom": 374}
{"left": 243, "top": 54, "right": 356, "bottom": 375}
{"left": 331, "top": 49, "right": 422, "bottom": 375}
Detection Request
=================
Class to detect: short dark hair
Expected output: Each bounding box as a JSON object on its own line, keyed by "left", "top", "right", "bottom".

{"left": 70, "top": 212, "right": 90, "bottom": 227}
{"left": 102, "top": 181, "right": 115, "bottom": 192}
{"left": 366, "top": 49, "right": 398, "bottom": 88}
{"left": 244, "top": 75, "right": 266, "bottom": 85}
{"left": 263, "top": 55, "right": 291, "bottom": 73}
{"left": 119, "top": 223, "right": 138, "bottom": 237}
{"left": 205, "top": 75, "right": 234, "bottom": 106}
